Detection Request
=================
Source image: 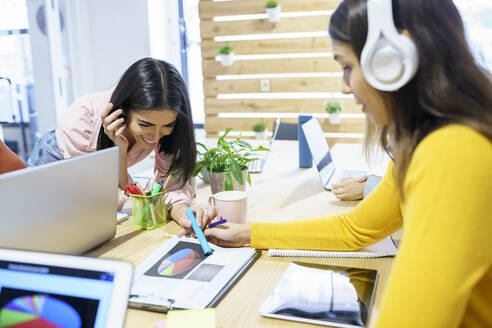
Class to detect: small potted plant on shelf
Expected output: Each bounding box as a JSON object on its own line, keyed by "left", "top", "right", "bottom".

{"left": 194, "top": 128, "right": 269, "bottom": 194}
{"left": 325, "top": 101, "right": 342, "bottom": 125}
{"left": 266, "top": 0, "right": 281, "bottom": 23}
{"left": 218, "top": 45, "right": 234, "bottom": 66}
{"left": 252, "top": 121, "right": 267, "bottom": 140}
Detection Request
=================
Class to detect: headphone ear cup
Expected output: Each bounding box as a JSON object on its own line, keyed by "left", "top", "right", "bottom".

{"left": 361, "top": 0, "right": 419, "bottom": 91}
{"left": 362, "top": 34, "right": 418, "bottom": 91}
{"left": 370, "top": 42, "right": 404, "bottom": 83}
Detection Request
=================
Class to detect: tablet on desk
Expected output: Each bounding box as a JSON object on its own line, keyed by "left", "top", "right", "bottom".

{"left": 260, "top": 262, "right": 378, "bottom": 328}
{"left": 0, "top": 248, "right": 133, "bottom": 328}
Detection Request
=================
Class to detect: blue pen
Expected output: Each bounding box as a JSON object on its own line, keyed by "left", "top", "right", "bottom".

{"left": 208, "top": 219, "right": 227, "bottom": 228}
{"left": 186, "top": 209, "right": 213, "bottom": 256}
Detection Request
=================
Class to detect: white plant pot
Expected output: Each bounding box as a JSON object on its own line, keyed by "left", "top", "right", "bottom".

{"left": 220, "top": 53, "right": 234, "bottom": 66}
{"left": 254, "top": 131, "right": 267, "bottom": 140}
{"left": 329, "top": 113, "right": 342, "bottom": 125}
{"left": 209, "top": 169, "right": 248, "bottom": 194}
{"left": 266, "top": 5, "right": 281, "bottom": 23}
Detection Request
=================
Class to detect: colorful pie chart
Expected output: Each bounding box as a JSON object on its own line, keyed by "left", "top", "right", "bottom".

{"left": 0, "top": 294, "right": 81, "bottom": 328}
{"left": 158, "top": 248, "right": 200, "bottom": 276}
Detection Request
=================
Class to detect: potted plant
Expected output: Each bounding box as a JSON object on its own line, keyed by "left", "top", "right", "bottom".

{"left": 325, "top": 101, "right": 342, "bottom": 124}
{"left": 218, "top": 45, "right": 234, "bottom": 66}
{"left": 252, "top": 121, "right": 267, "bottom": 140}
{"left": 265, "top": 0, "right": 281, "bottom": 22}
{"left": 194, "top": 128, "right": 269, "bottom": 194}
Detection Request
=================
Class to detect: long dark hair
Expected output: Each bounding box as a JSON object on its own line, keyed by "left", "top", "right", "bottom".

{"left": 97, "top": 58, "right": 196, "bottom": 185}
{"left": 329, "top": 0, "right": 492, "bottom": 196}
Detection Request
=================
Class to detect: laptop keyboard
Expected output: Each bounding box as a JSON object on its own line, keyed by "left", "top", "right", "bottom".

{"left": 343, "top": 170, "right": 366, "bottom": 177}
{"left": 247, "top": 159, "right": 266, "bottom": 173}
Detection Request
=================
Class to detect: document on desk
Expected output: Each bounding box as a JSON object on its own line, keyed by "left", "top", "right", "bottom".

{"left": 129, "top": 237, "right": 260, "bottom": 312}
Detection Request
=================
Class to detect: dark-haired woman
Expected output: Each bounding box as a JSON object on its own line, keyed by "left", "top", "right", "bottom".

{"left": 28, "top": 58, "right": 216, "bottom": 231}
{"left": 204, "top": 0, "right": 492, "bottom": 326}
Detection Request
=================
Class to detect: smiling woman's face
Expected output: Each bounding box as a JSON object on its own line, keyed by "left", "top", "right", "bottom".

{"left": 125, "top": 109, "right": 177, "bottom": 149}
{"left": 331, "top": 39, "right": 391, "bottom": 125}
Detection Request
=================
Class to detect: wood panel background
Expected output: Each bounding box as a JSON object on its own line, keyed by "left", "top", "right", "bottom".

{"left": 199, "top": 0, "right": 363, "bottom": 144}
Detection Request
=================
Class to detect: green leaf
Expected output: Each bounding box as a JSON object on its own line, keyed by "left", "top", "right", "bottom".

{"left": 228, "top": 154, "right": 243, "bottom": 185}
{"left": 192, "top": 164, "right": 204, "bottom": 177}
{"left": 236, "top": 140, "right": 253, "bottom": 149}
{"left": 252, "top": 145, "right": 270, "bottom": 152}
{"left": 225, "top": 173, "right": 233, "bottom": 191}
{"left": 247, "top": 171, "right": 252, "bottom": 186}
{"left": 243, "top": 157, "right": 260, "bottom": 163}
{"left": 219, "top": 138, "right": 231, "bottom": 154}
{"left": 222, "top": 128, "right": 233, "bottom": 139}
{"left": 196, "top": 142, "right": 208, "bottom": 153}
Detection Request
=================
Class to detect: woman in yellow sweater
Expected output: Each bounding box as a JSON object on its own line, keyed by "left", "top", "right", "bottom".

{"left": 205, "top": 0, "right": 492, "bottom": 327}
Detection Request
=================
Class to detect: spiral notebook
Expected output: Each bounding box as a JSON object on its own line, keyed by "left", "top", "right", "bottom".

{"left": 268, "top": 236, "right": 397, "bottom": 258}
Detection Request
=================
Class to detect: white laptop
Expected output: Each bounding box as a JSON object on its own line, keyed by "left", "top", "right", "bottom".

{"left": 247, "top": 118, "right": 280, "bottom": 173}
{"left": 302, "top": 117, "right": 366, "bottom": 190}
{"left": 0, "top": 147, "right": 119, "bottom": 254}
{"left": 0, "top": 248, "right": 132, "bottom": 327}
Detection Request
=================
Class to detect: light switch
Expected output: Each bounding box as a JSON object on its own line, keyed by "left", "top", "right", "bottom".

{"left": 260, "top": 79, "right": 270, "bottom": 92}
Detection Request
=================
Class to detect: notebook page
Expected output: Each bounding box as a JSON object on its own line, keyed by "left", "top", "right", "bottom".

{"left": 268, "top": 236, "right": 398, "bottom": 258}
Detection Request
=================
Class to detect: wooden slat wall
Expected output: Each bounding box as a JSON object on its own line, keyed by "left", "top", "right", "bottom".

{"left": 199, "top": 0, "right": 363, "bottom": 145}
{"left": 201, "top": 37, "right": 331, "bottom": 58}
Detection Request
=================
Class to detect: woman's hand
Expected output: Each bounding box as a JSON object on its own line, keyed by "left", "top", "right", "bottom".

{"left": 173, "top": 204, "right": 218, "bottom": 236}
{"left": 101, "top": 103, "right": 129, "bottom": 151}
{"left": 331, "top": 176, "right": 368, "bottom": 201}
{"left": 204, "top": 222, "right": 251, "bottom": 247}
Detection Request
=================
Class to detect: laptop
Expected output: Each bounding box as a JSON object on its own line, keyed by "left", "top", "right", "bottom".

{"left": 0, "top": 147, "right": 119, "bottom": 254}
{"left": 0, "top": 248, "right": 133, "bottom": 328}
{"left": 247, "top": 118, "right": 280, "bottom": 173}
{"left": 302, "top": 117, "right": 366, "bottom": 190}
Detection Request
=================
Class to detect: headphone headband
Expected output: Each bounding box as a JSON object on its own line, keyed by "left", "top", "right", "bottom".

{"left": 360, "top": 0, "right": 419, "bottom": 91}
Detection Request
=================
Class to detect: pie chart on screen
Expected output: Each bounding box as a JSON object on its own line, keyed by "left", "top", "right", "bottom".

{"left": 0, "top": 294, "right": 81, "bottom": 328}
{"left": 158, "top": 248, "right": 200, "bottom": 276}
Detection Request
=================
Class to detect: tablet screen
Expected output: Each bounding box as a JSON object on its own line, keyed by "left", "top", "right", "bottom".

{"left": 260, "top": 262, "right": 379, "bottom": 328}
{"left": 0, "top": 259, "right": 115, "bottom": 328}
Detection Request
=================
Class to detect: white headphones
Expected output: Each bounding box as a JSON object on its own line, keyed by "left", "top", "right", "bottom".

{"left": 360, "top": 0, "right": 419, "bottom": 91}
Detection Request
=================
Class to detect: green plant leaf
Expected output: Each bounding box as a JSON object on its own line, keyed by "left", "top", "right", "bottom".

{"left": 196, "top": 142, "right": 208, "bottom": 153}
{"left": 252, "top": 122, "right": 267, "bottom": 132}
{"left": 192, "top": 163, "right": 204, "bottom": 177}
{"left": 266, "top": 0, "right": 279, "bottom": 9}
{"left": 225, "top": 173, "right": 233, "bottom": 191}
{"left": 236, "top": 140, "right": 253, "bottom": 149}
{"left": 252, "top": 145, "right": 270, "bottom": 152}
{"left": 247, "top": 171, "right": 252, "bottom": 186}
{"left": 228, "top": 154, "right": 243, "bottom": 185}
{"left": 218, "top": 45, "right": 233, "bottom": 55}
{"left": 325, "top": 101, "right": 342, "bottom": 114}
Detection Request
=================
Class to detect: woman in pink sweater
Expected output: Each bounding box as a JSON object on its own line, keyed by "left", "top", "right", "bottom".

{"left": 28, "top": 58, "right": 215, "bottom": 232}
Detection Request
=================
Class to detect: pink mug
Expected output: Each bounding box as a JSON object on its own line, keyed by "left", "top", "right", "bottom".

{"left": 208, "top": 191, "right": 248, "bottom": 224}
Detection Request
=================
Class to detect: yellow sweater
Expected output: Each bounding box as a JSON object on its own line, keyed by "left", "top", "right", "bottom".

{"left": 251, "top": 125, "right": 492, "bottom": 328}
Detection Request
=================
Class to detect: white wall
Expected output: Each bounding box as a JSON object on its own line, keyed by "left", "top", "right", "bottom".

{"left": 26, "top": 0, "right": 59, "bottom": 135}
{"left": 65, "top": 0, "right": 152, "bottom": 99}
{"left": 147, "top": 0, "right": 181, "bottom": 71}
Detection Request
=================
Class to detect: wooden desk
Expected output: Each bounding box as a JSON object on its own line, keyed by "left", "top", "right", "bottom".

{"left": 88, "top": 141, "right": 394, "bottom": 327}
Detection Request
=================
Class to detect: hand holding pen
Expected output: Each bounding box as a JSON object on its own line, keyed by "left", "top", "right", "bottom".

{"left": 204, "top": 221, "right": 251, "bottom": 248}
{"left": 176, "top": 206, "right": 218, "bottom": 237}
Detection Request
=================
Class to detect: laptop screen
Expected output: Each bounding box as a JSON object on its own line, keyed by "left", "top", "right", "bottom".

{"left": 0, "top": 259, "right": 115, "bottom": 328}
{"left": 301, "top": 118, "right": 336, "bottom": 186}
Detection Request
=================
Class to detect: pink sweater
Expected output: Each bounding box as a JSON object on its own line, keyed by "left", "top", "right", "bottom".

{"left": 55, "top": 89, "right": 193, "bottom": 210}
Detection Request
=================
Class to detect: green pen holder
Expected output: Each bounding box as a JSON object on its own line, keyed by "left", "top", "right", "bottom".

{"left": 130, "top": 190, "right": 167, "bottom": 230}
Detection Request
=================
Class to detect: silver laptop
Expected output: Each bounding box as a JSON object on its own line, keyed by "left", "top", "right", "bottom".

{"left": 0, "top": 147, "right": 119, "bottom": 254}
{"left": 247, "top": 118, "right": 280, "bottom": 173}
{"left": 302, "top": 117, "right": 366, "bottom": 190}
